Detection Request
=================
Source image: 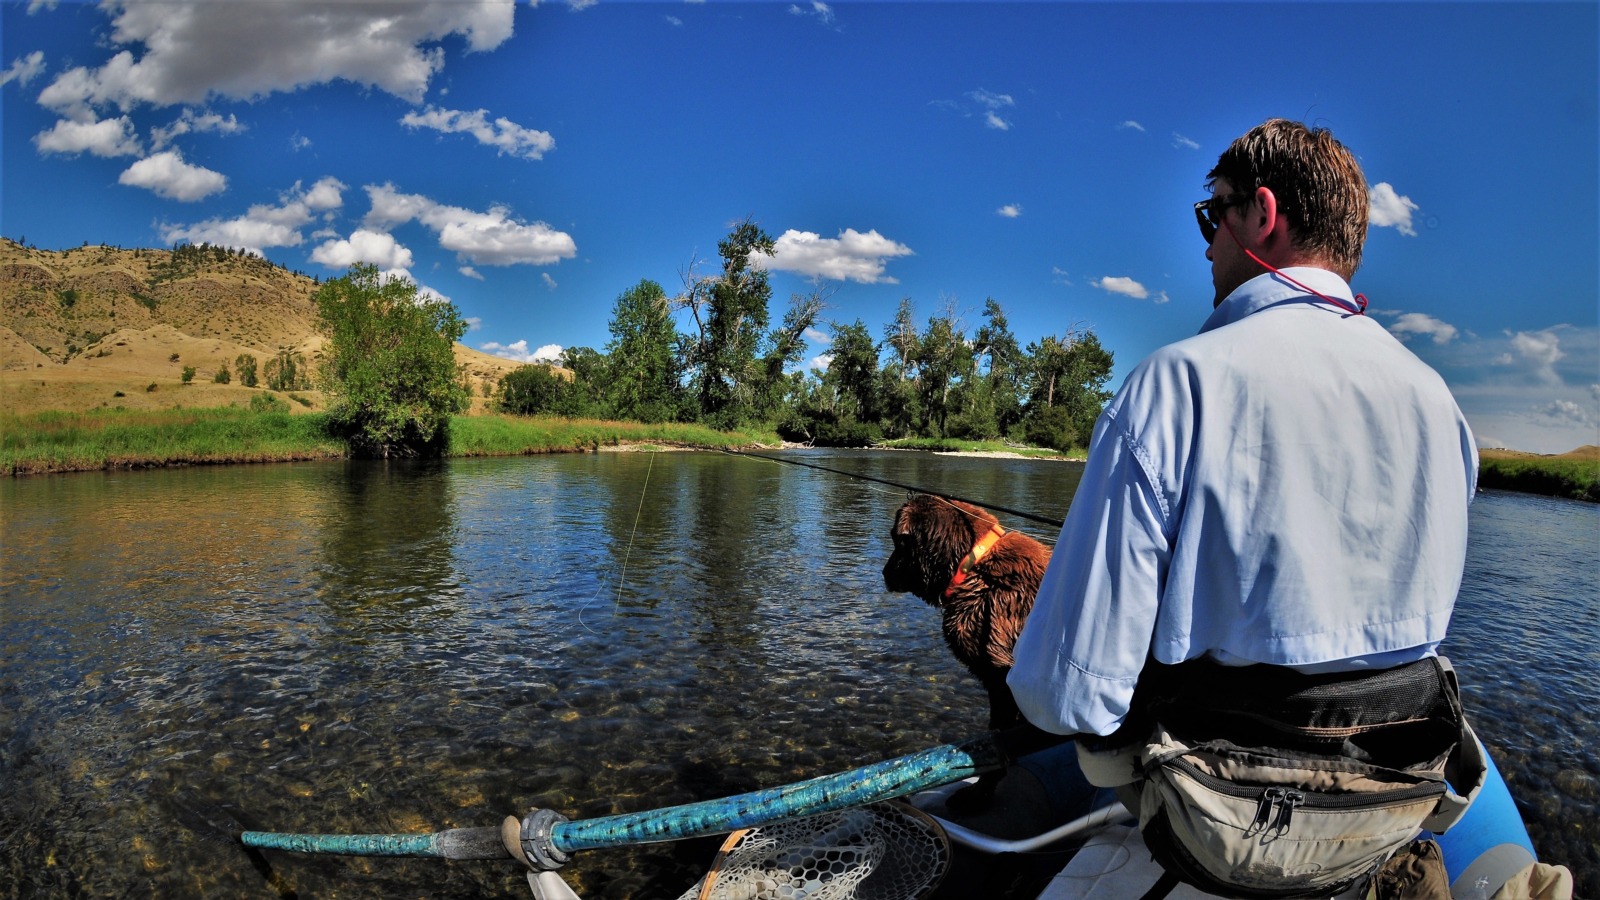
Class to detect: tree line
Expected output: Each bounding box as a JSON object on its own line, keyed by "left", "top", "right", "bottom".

{"left": 494, "top": 220, "right": 1115, "bottom": 452}
{"left": 314, "top": 221, "right": 1115, "bottom": 458}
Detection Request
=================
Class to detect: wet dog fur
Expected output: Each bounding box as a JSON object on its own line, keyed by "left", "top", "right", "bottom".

{"left": 882, "top": 495, "right": 1050, "bottom": 810}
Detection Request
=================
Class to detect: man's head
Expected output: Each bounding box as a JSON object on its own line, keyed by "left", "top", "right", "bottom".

{"left": 1203, "top": 119, "right": 1369, "bottom": 302}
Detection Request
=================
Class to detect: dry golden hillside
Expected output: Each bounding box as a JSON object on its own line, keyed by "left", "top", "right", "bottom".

{"left": 1, "top": 239, "right": 536, "bottom": 415}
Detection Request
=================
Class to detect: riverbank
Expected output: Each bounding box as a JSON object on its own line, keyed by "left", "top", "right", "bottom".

{"left": 0, "top": 406, "right": 779, "bottom": 475}
{"left": 4, "top": 406, "right": 1594, "bottom": 503}
{"left": 1478, "top": 446, "right": 1600, "bottom": 503}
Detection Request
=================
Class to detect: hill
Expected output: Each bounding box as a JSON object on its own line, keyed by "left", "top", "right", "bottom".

{"left": 0, "top": 238, "right": 532, "bottom": 414}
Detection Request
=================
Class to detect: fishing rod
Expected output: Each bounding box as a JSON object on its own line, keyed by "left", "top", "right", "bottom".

{"left": 718, "top": 448, "right": 1066, "bottom": 530}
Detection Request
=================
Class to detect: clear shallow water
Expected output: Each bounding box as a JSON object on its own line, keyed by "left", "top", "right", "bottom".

{"left": 0, "top": 453, "right": 1594, "bottom": 898}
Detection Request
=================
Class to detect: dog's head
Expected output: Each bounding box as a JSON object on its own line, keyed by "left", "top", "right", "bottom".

{"left": 882, "top": 495, "right": 1000, "bottom": 606}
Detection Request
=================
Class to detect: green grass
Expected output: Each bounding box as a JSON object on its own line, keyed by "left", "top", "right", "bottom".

{"left": 1478, "top": 455, "right": 1600, "bottom": 502}
{"left": 876, "top": 436, "right": 1082, "bottom": 460}
{"left": 1, "top": 407, "right": 781, "bottom": 475}
{"left": 448, "top": 414, "right": 779, "bottom": 456}
{"left": 1, "top": 406, "right": 345, "bottom": 474}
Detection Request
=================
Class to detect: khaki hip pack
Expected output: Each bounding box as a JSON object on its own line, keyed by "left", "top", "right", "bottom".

{"left": 1078, "top": 657, "right": 1485, "bottom": 899}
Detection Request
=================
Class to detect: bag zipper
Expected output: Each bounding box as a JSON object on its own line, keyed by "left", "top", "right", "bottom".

{"left": 1155, "top": 754, "right": 1449, "bottom": 836}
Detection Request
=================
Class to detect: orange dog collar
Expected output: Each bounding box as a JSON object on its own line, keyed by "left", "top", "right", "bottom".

{"left": 943, "top": 525, "right": 1006, "bottom": 599}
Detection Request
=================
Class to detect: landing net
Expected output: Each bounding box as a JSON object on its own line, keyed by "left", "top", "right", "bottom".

{"left": 675, "top": 801, "right": 950, "bottom": 900}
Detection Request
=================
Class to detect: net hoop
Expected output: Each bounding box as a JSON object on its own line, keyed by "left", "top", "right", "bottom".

{"left": 679, "top": 801, "right": 950, "bottom": 900}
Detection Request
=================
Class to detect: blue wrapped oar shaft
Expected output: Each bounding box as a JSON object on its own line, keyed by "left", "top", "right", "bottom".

{"left": 241, "top": 731, "right": 1009, "bottom": 862}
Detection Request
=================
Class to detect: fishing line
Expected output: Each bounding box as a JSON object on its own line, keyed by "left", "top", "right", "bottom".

{"left": 577, "top": 449, "right": 657, "bottom": 636}
{"left": 717, "top": 448, "right": 1066, "bottom": 530}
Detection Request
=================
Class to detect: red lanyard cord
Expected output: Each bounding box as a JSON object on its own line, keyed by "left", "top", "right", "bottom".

{"left": 1220, "top": 218, "right": 1367, "bottom": 316}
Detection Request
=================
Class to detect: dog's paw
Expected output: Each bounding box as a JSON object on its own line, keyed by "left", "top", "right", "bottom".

{"left": 943, "top": 780, "right": 998, "bottom": 815}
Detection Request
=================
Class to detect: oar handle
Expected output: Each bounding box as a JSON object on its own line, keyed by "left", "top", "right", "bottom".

{"left": 547, "top": 734, "right": 1001, "bottom": 854}
{"left": 241, "top": 729, "right": 1034, "bottom": 863}
{"left": 241, "top": 826, "right": 509, "bottom": 860}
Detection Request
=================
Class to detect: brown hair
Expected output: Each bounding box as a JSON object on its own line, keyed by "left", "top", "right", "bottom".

{"left": 1207, "top": 119, "right": 1369, "bottom": 279}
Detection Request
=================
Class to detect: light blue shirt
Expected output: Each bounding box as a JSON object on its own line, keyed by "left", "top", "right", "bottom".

{"left": 1008, "top": 268, "right": 1478, "bottom": 736}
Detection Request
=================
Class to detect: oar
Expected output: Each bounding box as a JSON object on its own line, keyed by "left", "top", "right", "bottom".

{"left": 241, "top": 727, "right": 1057, "bottom": 867}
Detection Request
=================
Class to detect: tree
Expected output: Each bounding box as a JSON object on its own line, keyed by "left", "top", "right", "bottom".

{"left": 604, "top": 279, "right": 682, "bottom": 423}
{"left": 235, "top": 353, "right": 259, "bottom": 388}
{"left": 972, "top": 298, "right": 1026, "bottom": 437}
{"left": 915, "top": 306, "right": 973, "bottom": 438}
{"left": 1023, "top": 330, "right": 1115, "bottom": 450}
{"left": 181, "top": 365, "right": 196, "bottom": 384}
{"left": 314, "top": 264, "right": 469, "bottom": 457}
{"left": 497, "top": 364, "right": 579, "bottom": 416}
{"left": 752, "top": 290, "right": 825, "bottom": 421}
{"left": 683, "top": 220, "right": 776, "bottom": 428}
{"left": 213, "top": 362, "right": 232, "bottom": 384}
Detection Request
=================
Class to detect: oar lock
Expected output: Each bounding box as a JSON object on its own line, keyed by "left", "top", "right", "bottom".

{"left": 502, "top": 808, "right": 571, "bottom": 871}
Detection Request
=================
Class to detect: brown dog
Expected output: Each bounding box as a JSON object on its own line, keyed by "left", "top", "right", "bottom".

{"left": 882, "top": 494, "right": 1050, "bottom": 736}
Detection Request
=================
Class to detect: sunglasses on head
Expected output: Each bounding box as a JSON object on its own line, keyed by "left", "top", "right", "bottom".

{"left": 1193, "top": 193, "right": 1253, "bottom": 244}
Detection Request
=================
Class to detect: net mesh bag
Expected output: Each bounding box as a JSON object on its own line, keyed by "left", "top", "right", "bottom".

{"left": 675, "top": 801, "right": 950, "bottom": 900}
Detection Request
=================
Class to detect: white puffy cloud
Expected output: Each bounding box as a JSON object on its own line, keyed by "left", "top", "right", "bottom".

{"left": 117, "top": 150, "right": 227, "bottom": 201}
{"left": 997, "top": 204, "right": 1022, "bottom": 218}
{"left": 459, "top": 266, "right": 484, "bottom": 280}
{"left": 967, "top": 89, "right": 1014, "bottom": 130}
{"left": 1092, "top": 276, "right": 1150, "bottom": 299}
{"left": 35, "top": 1, "right": 515, "bottom": 117}
{"left": 1, "top": 51, "right": 45, "bottom": 87}
{"left": 1118, "top": 120, "right": 1145, "bottom": 132}
{"left": 788, "top": 2, "right": 835, "bottom": 25}
{"left": 1536, "top": 399, "right": 1598, "bottom": 428}
{"left": 481, "top": 340, "right": 563, "bottom": 364}
{"left": 1172, "top": 133, "right": 1200, "bottom": 150}
{"left": 33, "top": 115, "right": 141, "bottom": 157}
{"left": 754, "top": 228, "right": 913, "bottom": 284}
{"left": 541, "top": 273, "right": 558, "bottom": 290}
{"left": 363, "top": 183, "right": 576, "bottom": 266}
{"left": 400, "top": 106, "right": 554, "bottom": 160}
{"left": 1386, "top": 312, "right": 1458, "bottom": 345}
{"left": 1506, "top": 329, "right": 1565, "bottom": 383}
{"left": 1369, "top": 182, "right": 1420, "bottom": 236}
{"left": 151, "top": 110, "right": 244, "bottom": 150}
{"left": 311, "top": 229, "right": 415, "bottom": 270}
{"left": 160, "top": 177, "right": 346, "bottom": 253}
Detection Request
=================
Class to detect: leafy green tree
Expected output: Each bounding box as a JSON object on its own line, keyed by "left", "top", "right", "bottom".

{"left": 973, "top": 298, "right": 1026, "bottom": 437}
{"left": 604, "top": 279, "right": 683, "bottom": 423}
{"left": 915, "top": 309, "right": 973, "bottom": 438}
{"left": 264, "top": 350, "right": 310, "bottom": 391}
{"left": 682, "top": 220, "right": 776, "bottom": 428}
{"left": 558, "top": 346, "right": 608, "bottom": 417}
{"left": 234, "top": 353, "right": 259, "bottom": 388}
{"left": 213, "top": 362, "right": 232, "bottom": 384}
{"left": 752, "top": 291, "right": 825, "bottom": 421}
{"left": 181, "top": 365, "right": 197, "bottom": 384}
{"left": 314, "top": 264, "right": 468, "bottom": 457}
{"left": 497, "top": 364, "right": 579, "bottom": 416}
{"left": 823, "top": 319, "right": 881, "bottom": 424}
{"left": 1023, "top": 330, "right": 1115, "bottom": 450}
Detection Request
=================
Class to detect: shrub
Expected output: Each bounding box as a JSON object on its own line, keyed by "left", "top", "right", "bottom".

{"left": 249, "top": 393, "right": 288, "bottom": 413}
{"left": 213, "top": 363, "right": 231, "bottom": 384}
{"left": 146, "top": 383, "right": 158, "bottom": 393}
{"left": 181, "top": 366, "right": 196, "bottom": 384}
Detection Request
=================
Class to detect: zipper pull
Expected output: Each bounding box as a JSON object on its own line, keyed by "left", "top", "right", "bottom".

{"left": 1250, "top": 787, "right": 1284, "bottom": 836}
{"left": 1273, "top": 789, "right": 1305, "bottom": 835}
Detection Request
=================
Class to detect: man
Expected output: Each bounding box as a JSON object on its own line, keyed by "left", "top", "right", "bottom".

{"left": 1007, "top": 118, "right": 1477, "bottom": 739}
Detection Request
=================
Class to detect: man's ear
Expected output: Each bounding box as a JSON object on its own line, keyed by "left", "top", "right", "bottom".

{"left": 1251, "top": 186, "right": 1295, "bottom": 256}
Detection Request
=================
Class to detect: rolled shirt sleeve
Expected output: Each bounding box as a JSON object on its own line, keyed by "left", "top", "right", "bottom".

{"left": 1007, "top": 404, "right": 1173, "bottom": 736}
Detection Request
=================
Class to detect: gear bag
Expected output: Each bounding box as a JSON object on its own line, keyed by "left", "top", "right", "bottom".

{"left": 1078, "top": 657, "right": 1485, "bottom": 899}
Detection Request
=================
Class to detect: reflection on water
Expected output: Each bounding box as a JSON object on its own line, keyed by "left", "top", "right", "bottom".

{"left": 0, "top": 454, "right": 1594, "bottom": 898}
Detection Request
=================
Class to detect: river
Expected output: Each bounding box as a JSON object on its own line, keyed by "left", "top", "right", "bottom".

{"left": 1, "top": 451, "right": 1595, "bottom": 897}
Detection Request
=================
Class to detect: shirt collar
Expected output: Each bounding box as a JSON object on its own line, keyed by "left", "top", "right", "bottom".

{"left": 1199, "top": 268, "right": 1356, "bottom": 334}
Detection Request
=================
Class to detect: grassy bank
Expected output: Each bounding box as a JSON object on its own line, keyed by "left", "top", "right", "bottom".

{"left": 1, "top": 406, "right": 778, "bottom": 475}
{"left": 1478, "top": 447, "right": 1600, "bottom": 503}
{"left": 877, "top": 436, "right": 1082, "bottom": 460}
{"left": 1, "top": 406, "right": 346, "bottom": 474}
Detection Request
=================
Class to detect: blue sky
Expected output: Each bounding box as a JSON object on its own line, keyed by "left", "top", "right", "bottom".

{"left": 3, "top": 1, "right": 1596, "bottom": 453}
